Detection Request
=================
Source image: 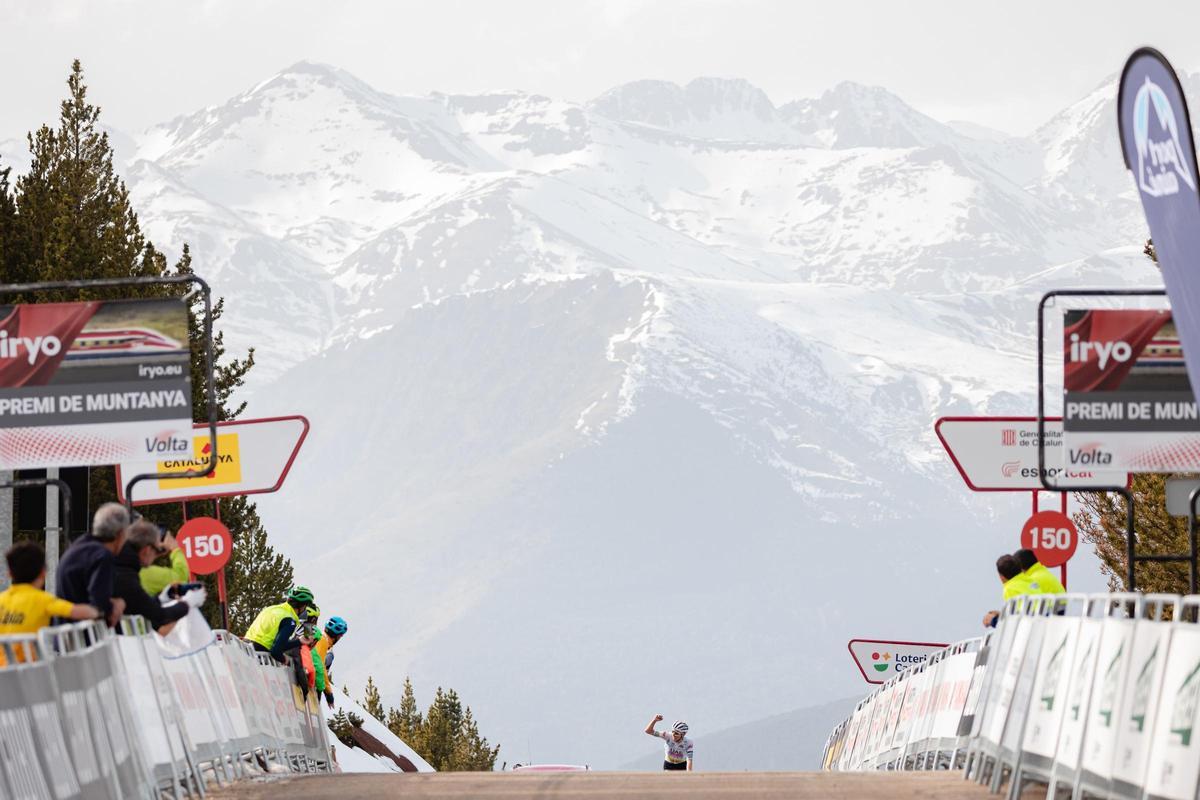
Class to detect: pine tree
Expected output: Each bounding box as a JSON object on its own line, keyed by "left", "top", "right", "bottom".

{"left": 385, "top": 677, "right": 425, "bottom": 753}
{"left": 13, "top": 59, "right": 159, "bottom": 297}
{"left": 421, "top": 687, "right": 460, "bottom": 771}
{"left": 0, "top": 161, "right": 16, "bottom": 280}
{"left": 362, "top": 676, "right": 385, "bottom": 721}
{"left": 456, "top": 706, "right": 501, "bottom": 770}
{"left": 328, "top": 710, "right": 355, "bottom": 747}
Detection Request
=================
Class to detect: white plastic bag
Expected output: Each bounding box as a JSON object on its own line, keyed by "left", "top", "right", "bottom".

{"left": 155, "top": 603, "right": 216, "bottom": 657}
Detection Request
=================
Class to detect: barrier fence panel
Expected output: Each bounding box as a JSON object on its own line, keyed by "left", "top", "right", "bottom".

{"left": 929, "top": 642, "right": 979, "bottom": 769}
{"left": 1010, "top": 595, "right": 1087, "bottom": 793}
{"left": 1110, "top": 595, "right": 1177, "bottom": 799}
{"left": 1144, "top": 597, "right": 1200, "bottom": 800}
{"left": 992, "top": 598, "right": 1054, "bottom": 795}
{"left": 0, "top": 617, "right": 334, "bottom": 799}
{"left": 824, "top": 591, "right": 1200, "bottom": 800}
{"left": 1076, "top": 594, "right": 1142, "bottom": 799}
{"left": 13, "top": 645, "right": 86, "bottom": 800}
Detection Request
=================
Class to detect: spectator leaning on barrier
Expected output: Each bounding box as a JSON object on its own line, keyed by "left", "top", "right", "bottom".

{"left": 56, "top": 502, "right": 129, "bottom": 627}
{"left": 113, "top": 520, "right": 203, "bottom": 634}
{"left": 982, "top": 554, "right": 1024, "bottom": 628}
{"left": 0, "top": 542, "right": 100, "bottom": 662}
{"left": 138, "top": 524, "right": 189, "bottom": 597}
{"left": 244, "top": 585, "right": 314, "bottom": 663}
{"left": 316, "top": 616, "right": 348, "bottom": 708}
{"left": 1013, "top": 548, "right": 1066, "bottom": 596}
{"left": 305, "top": 605, "right": 328, "bottom": 697}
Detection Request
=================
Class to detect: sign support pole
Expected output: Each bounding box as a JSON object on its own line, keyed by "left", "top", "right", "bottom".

{"left": 1060, "top": 491, "right": 1068, "bottom": 590}
{"left": 0, "top": 477, "right": 70, "bottom": 593}
{"left": 45, "top": 468, "right": 59, "bottom": 595}
{"left": 182, "top": 501, "right": 195, "bottom": 583}
{"left": 0, "top": 472, "right": 10, "bottom": 591}
{"left": 215, "top": 497, "right": 229, "bottom": 632}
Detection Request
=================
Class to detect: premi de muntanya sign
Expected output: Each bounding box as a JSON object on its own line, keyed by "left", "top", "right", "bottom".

{"left": 0, "top": 298, "right": 193, "bottom": 469}
{"left": 1062, "top": 308, "right": 1200, "bottom": 472}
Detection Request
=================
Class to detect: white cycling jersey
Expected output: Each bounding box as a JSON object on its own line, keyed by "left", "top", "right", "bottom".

{"left": 658, "top": 730, "right": 694, "bottom": 763}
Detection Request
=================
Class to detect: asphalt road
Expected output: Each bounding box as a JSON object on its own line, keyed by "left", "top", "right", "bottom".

{"left": 212, "top": 770, "right": 1046, "bottom": 799}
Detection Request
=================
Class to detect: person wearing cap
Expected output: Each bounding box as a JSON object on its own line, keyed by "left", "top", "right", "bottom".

{"left": 114, "top": 521, "right": 201, "bottom": 634}
{"left": 644, "top": 714, "right": 694, "bottom": 771}
{"left": 138, "top": 525, "right": 190, "bottom": 598}
{"left": 244, "top": 586, "right": 315, "bottom": 663}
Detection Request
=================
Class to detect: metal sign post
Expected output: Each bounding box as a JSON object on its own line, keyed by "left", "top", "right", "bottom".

{"left": 1026, "top": 491, "right": 1072, "bottom": 589}
{"left": 0, "top": 476, "right": 71, "bottom": 592}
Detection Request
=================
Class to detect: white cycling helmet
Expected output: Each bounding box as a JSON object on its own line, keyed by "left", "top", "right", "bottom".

{"left": 672, "top": 721, "right": 689, "bottom": 734}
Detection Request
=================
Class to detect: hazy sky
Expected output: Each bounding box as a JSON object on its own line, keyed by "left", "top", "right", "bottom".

{"left": 5, "top": 0, "right": 1200, "bottom": 141}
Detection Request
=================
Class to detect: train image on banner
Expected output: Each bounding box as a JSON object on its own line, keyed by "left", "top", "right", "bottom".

{"left": 63, "top": 328, "right": 185, "bottom": 361}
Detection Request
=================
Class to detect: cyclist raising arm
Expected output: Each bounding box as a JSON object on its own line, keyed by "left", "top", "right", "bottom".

{"left": 644, "top": 714, "right": 694, "bottom": 771}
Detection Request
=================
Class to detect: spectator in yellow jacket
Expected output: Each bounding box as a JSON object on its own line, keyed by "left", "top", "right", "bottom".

{"left": 1013, "top": 548, "right": 1066, "bottom": 595}
{"left": 139, "top": 525, "right": 190, "bottom": 597}
{"left": 0, "top": 542, "right": 99, "bottom": 663}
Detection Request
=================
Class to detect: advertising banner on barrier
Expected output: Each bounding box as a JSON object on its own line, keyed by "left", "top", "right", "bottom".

{"left": 1118, "top": 49, "right": 1200, "bottom": 409}
{"left": 1144, "top": 627, "right": 1200, "bottom": 800}
{"left": 1021, "top": 616, "right": 1082, "bottom": 759}
{"left": 935, "top": 417, "right": 1126, "bottom": 491}
{"left": 1080, "top": 619, "right": 1136, "bottom": 781}
{"left": 848, "top": 639, "right": 947, "bottom": 685}
{"left": 1061, "top": 309, "right": 1200, "bottom": 472}
{"left": 1112, "top": 621, "right": 1172, "bottom": 791}
{"left": 116, "top": 415, "right": 309, "bottom": 505}
{"left": 0, "top": 298, "right": 193, "bottom": 469}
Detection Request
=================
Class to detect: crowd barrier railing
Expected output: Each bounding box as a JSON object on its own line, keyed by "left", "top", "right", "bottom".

{"left": 0, "top": 616, "right": 332, "bottom": 799}
{"left": 822, "top": 592, "right": 1200, "bottom": 800}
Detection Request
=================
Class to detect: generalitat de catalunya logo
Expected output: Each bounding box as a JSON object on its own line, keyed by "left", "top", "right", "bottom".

{"left": 871, "top": 652, "right": 891, "bottom": 673}
{"left": 1133, "top": 75, "right": 1197, "bottom": 198}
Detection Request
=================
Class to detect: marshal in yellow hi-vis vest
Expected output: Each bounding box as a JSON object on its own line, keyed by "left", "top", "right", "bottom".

{"left": 244, "top": 602, "right": 299, "bottom": 649}
{"left": 157, "top": 433, "right": 242, "bottom": 489}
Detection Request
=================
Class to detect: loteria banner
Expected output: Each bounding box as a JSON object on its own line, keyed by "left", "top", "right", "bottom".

{"left": 847, "top": 639, "right": 947, "bottom": 685}
{"left": 1118, "top": 49, "right": 1200, "bottom": 411}
{"left": 0, "top": 298, "right": 193, "bottom": 469}
{"left": 1062, "top": 308, "right": 1200, "bottom": 471}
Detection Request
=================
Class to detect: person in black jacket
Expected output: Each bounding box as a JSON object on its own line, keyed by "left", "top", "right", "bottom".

{"left": 57, "top": 502, "right": 129, "bottom": 626}
{"left": 113, "top": 520, "right": 202, "bottom": 633}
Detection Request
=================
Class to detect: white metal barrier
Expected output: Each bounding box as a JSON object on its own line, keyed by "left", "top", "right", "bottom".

{"left": 822, "top": 592, "right": 1200, "bottom": 800}
{"left": 0, "top": 617, "right": 331, "bottom": 799}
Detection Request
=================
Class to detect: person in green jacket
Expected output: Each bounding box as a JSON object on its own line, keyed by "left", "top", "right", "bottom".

{"left": 138, "top": 527, "right": 190, "bottom": 597}
{"left": 245, "top": 586, "right": 314, "bottom": 662}
{"left": 1013, "top": 549, "right": 1066, "bottom": 595}
{"left": 305, "top": 605, "right": 327, "bottom": 695}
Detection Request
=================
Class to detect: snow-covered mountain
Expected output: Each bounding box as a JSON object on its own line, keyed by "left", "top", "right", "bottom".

{"left": 98, "top": 62, "right": 1172, "bottom": 768}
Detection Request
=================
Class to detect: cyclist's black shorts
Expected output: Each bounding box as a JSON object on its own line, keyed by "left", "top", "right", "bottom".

{"left": 663, "top": 761, "right": 687, "bottom": 771}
